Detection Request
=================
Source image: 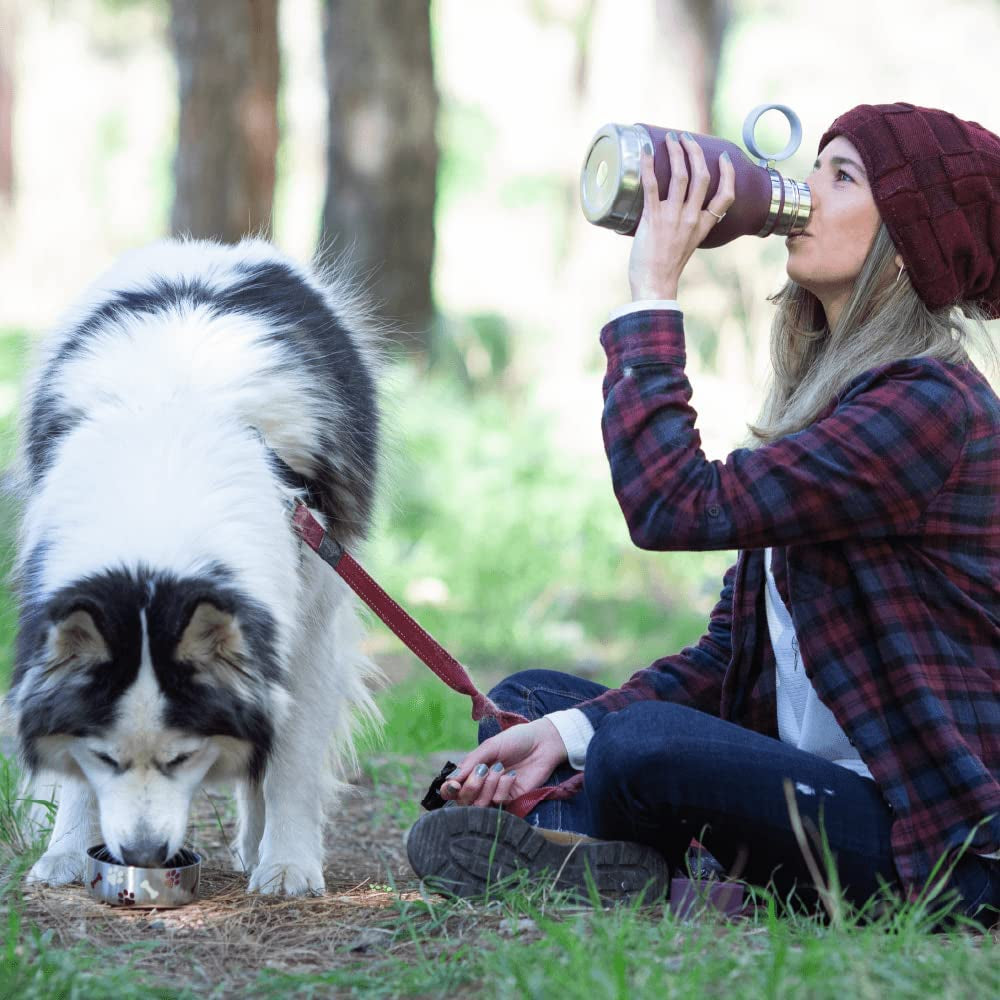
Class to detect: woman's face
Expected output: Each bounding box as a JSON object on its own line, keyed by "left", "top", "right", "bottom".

{"left": 785, "top": 136, "right": 884, "bottom": 312}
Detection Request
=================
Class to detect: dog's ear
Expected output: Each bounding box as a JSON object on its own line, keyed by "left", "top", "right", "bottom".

{"left": 44, "top": 607, "right": 110, "bottom": 674}
{"left": 176, "top": 602, "right": 247, "bottom": 672}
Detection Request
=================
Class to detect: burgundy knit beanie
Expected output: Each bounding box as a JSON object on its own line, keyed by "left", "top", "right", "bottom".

{"left": 818, "top": 102, "right": 1000, "bottom": 319}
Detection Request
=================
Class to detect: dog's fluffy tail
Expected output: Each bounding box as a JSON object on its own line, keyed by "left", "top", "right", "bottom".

{"left": 326, "top": 593, "right": 385, "bottom": 789}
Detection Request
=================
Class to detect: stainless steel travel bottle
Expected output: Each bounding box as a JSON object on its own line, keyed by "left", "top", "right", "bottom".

{"left": 580, "top": 104, "right": 812, "bottom": 248}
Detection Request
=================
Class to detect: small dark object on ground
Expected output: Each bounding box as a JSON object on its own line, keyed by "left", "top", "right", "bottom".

{"left": 420, "top": 760, "right": 458, "bottom": 811}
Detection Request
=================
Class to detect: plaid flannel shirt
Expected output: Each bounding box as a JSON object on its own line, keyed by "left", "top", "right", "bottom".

{"left": 574, "top": 308, "right": 1000, "bottom": 888}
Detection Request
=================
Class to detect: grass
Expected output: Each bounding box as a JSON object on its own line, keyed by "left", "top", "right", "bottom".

{"left": 220, "top": 885, "right": 1000, "bottom": 1000}
{"left": 2, "top": 739, "right": 996, "bottom": 999}
{"left": 0, "top": 339, "right": 995, "bottom": 996}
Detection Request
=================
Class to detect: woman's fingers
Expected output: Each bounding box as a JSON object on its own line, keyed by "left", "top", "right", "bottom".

{"left": 639, "top": 141, "right": 659, "bottom": 213}
{"left": 472, "top": 762, "right": 506, "bottom": 807}
{"left": 679, "top": 133, "right": 711, "bottom": 225}
{"left": 664, "top": 132, "right": 689, "bottom": 211}
{"left": 454, "top": 762, "right": 492, "bottom": 804}
{"left": 438, "top": 763, "right": 521, "bottom": 806}
{"left": 707, "top": 149, "right": 737, "bottom": 218}
{"left": 449, "top": 735, "right": 503, "bottom": 784}
{"left": 458, "top": 761, "right": 512, "bottom": 806}
{"left": 492, "top": 769, "right": 518, "bottom": 804}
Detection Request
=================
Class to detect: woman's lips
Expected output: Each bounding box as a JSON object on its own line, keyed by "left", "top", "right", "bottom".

{"left": 785, "top": 233, "right": 812, "bottom": 245}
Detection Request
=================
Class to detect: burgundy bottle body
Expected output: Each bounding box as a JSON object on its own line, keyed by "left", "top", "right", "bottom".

{"left": 580, "top": 123, "right": 811, "bottom": 247}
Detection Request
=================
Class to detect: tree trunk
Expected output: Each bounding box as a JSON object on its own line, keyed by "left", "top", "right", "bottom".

{"left": 320, "top": 0, "right": 438, "bottom": 355}
{"left": 169, "top": 0, "right": 279, "bottom": 243}
{"left": 657, "top": 0, "right": 731, "bottom": 134}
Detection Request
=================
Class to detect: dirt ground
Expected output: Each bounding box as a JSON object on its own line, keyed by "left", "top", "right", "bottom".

{"left": 16, "top": 750, "right": 468, "bottom": 995}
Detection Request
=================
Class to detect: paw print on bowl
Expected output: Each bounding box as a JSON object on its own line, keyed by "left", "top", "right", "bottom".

{"left": 117, "top": 889, "right": 135, "bottom": 906}
{"left": 106, "top": 868, "right": 125, "bottom": 887}
{"left": 164, "top": 869, "right": 182, "bottom": 887}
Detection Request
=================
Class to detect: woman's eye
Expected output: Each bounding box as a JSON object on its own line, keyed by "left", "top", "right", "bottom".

{"left": 95, "top": 752, "right": 119, "bottom": 769}
{"left": 166, "top": 752, "right": 192, "bottom": 769}
{"left": 836, "top": 169, "right": 853, "bottom": 183}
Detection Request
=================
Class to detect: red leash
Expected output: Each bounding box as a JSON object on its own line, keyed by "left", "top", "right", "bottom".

{"left": 290, "top": 502, "right": 585, "bottom": 817}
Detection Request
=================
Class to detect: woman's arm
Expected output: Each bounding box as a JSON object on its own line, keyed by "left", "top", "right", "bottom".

{"left": 600, "top": 309, "right": 969, "bottom": 551}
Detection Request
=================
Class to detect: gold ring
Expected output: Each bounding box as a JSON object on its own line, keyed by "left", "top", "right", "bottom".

{"left": 706, "top": 209, "right": 726, "bottom": 223}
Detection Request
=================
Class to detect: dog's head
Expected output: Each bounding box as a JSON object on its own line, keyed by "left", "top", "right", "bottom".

{"left": 8, "top": 563, "right": 289, "bottom": 866}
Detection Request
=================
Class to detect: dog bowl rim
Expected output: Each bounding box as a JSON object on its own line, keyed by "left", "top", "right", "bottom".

{"left": 85, "top": 843, "right": 203, "bottom": 872}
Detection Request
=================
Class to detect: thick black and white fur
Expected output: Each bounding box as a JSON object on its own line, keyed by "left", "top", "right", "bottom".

{"left": 3, "top": 237, "right": 384, "bottom": 895}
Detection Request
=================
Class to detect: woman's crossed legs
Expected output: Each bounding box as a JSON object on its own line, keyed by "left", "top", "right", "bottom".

{"left": 478, "top": 669, "right": 998, "bottom": 920}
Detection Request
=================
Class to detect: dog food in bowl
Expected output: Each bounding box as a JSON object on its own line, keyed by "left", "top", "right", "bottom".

{"left": 85, "top": 845, "right": 201, "bottom": 908}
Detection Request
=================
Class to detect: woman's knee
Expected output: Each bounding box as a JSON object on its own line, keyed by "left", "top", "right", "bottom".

{"left": 485, "top": 669, "right": 573, "bottom": 708}
{"left": 585, "top": 701, "right": 709, "bottom": 807}
{"left": 478, "top": 669, "right": 583, "bottom": 743}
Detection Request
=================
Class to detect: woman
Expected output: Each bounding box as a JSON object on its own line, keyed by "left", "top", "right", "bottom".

{"left": 407, "top": 103, "right": 1000, "bottom": 922}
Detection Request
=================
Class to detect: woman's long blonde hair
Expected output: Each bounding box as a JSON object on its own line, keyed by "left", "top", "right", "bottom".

{"left": 746, "top": 222, "right": 1000, "bottom": 445}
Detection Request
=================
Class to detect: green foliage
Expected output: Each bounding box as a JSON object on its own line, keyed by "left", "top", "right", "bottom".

{"left": 0, "top": 754, "right": 53, "bottom": 866}
{"left": 365, "top": 677, "right": 478, "bottom": 757}
{"left": 0, "top": 908, "right": 187, "bottom": 1000}
{"left": 366, "top": 361, "right": 729, "bottom": 680}
{"left": 435, "top": 100, "right": 498, "bottom": 215}
{"left": 0, "top": 329, "right": 27, "bottom": 691}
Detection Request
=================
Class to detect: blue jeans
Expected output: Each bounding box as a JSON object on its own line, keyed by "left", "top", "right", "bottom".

{"left": 479, "top": 669, "right": 1000, "bottom": 923}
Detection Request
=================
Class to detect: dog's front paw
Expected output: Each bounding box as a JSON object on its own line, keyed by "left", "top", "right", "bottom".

{"left": 27, "top": 851, "right": 85, "bottom": 886}
{"left": 248, "top": 859, "right": 325, "bottom": 896}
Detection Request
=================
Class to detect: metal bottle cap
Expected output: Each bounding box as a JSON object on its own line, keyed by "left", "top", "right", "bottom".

{"left": 580, "top": 123, "right": 648, "bottom": 233}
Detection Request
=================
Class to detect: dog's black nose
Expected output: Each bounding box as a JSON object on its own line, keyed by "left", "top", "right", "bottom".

{"left": 120, "top": 840, "right": 170, "bottom": 867}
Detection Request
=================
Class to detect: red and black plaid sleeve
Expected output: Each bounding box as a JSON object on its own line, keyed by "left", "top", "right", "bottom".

{"left": 600, "top": 309, "right": 969, "bottom": 551}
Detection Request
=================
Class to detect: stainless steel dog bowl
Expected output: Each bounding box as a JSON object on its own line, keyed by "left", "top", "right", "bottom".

{"left": 85, "top": 844, "right": 201, "bottom": 908}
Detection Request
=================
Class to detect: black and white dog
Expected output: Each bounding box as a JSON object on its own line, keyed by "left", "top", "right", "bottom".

{"left": 3, "top": 238, "right": 384, "bottom": 895}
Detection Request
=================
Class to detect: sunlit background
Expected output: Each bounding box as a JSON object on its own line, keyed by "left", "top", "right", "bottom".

{"left": 1, "top": 0, "right": 998, "bottom": 739}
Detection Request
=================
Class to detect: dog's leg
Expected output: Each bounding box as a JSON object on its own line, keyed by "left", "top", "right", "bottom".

{"left": 249, "top": 583, "right": 379, "bottom": 896}
{"left": 248, "top": 692, "right": 332, "bottom": 895}
{"left": 232, "top": 779, "right": 265, "bottom": 873}
{"left": 27, "top": 774, "right": 99, "bottom": 885}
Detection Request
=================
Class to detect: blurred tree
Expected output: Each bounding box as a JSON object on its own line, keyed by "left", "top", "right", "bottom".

{"left": 320, "top": 0, "right": 438, "bottom": 355}
{"left": 656, "top": 0, "right": 732, "bottom": 134}
{"left": 169, "top": 0, "right": 279, "bottom": 242}
{"left": 0, "top": 0, "right": 15, "bottom": 205}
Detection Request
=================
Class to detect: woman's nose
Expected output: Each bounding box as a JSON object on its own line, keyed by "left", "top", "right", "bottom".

{"left": 802, "top": 174, "right": 822, "bottom": 219}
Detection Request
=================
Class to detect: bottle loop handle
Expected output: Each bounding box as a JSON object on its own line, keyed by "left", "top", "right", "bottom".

{"left": 742, "top": 104, "right": 802, "bottom": 167}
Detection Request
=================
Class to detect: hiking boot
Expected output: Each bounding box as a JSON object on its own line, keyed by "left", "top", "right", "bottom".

{"left": 406, "top": 805, "right": 670, "bottom": 903}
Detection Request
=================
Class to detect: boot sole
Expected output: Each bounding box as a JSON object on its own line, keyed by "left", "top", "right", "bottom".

{"left": 406, "top": 806, "right": 670, "bottom": 903}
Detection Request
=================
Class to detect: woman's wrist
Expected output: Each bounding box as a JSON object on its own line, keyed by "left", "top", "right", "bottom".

{"left": 630, "top": 282, "right": 679, "bottom": 301}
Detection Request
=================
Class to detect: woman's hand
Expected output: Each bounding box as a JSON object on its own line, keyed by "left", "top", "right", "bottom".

{"left": 628, "top": 131, "right": 736, "bottom": 301}
{"left": 439, "top": 718, "right": 568, "bottom": 808}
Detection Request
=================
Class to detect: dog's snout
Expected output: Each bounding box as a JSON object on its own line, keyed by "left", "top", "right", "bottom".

{"left": 120, "top": 840, "right": 170, "bottom": 867}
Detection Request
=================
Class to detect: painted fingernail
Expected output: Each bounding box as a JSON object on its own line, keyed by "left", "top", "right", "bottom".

{"left": 682, "top": 131, "right": 694, "bottom": 141}
{"left": 667, "top": 131, "right": 678, "bottom": 142}
{"left": 446, "top": 781, "right": 460, "bottom": 794}
{"left": 491, "top": 762, "right": 504, "bottom": 772}
{"left": 722, "top": 151, "right": 731, "bottom": 163}
{"left": 475, "top": 763, "right": 488, "bottom": 777}
{"left": 507, "top": 770, "right": 517, "bottom": 778}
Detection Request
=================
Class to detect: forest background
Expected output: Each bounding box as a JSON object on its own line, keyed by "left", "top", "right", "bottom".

{"left": 2, "top": 2, "right": 1000, "bottom": 996}
{"left": 1, "top": 0, "right": 999, "bottom": 741}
